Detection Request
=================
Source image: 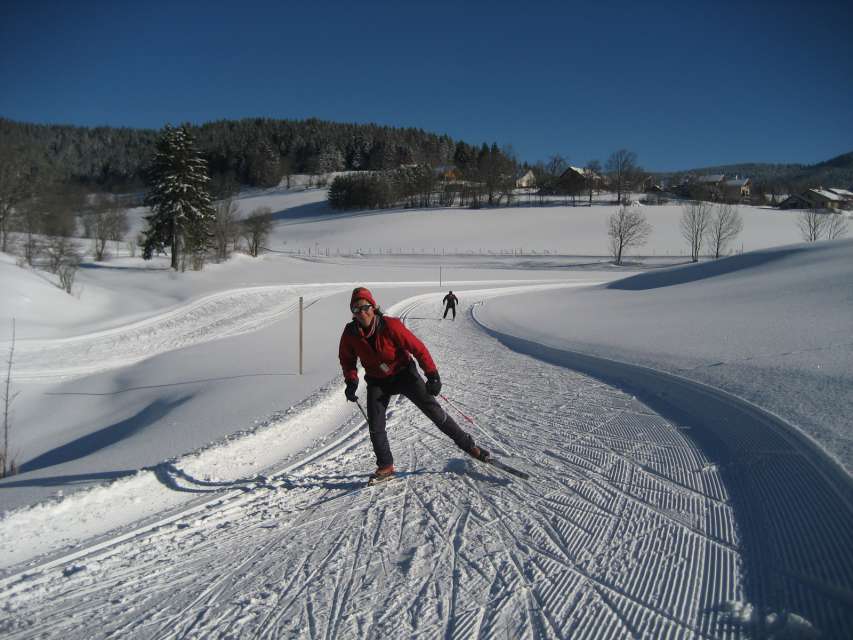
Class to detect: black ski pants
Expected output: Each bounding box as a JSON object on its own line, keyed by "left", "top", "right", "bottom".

{"left": 365, "top": 361, "right": 473, "bottom": 468}
{"left": 443, "top": 304, "right": 456, "bottom": 319}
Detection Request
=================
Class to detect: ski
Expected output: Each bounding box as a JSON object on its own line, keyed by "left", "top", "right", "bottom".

{"left": 483, "top": 457, "right": 530, "bottom": 480}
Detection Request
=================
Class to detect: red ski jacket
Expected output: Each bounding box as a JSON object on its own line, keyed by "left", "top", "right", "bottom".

{"left": 339, "top": 314, "right": 437, "bottom": 382}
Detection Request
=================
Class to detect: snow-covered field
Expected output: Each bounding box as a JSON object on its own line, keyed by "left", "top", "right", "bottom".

{"left": 0, "top": 187, "right": 850, "bottom": 638}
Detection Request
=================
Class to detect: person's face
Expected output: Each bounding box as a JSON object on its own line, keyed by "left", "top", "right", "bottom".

{"left": 351, "top": 298, "right": 375, "bottom": 328}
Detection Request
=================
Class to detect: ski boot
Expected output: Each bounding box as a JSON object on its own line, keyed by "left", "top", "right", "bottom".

{"left": 367, "top": 465, "right": 396, "bottom": 486}
{"left": 468, "top": 446, "right": 491, "bottom": 463}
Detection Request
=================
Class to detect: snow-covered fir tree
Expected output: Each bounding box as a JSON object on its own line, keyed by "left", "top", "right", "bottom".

{"left": 142, "top": 125, "right": 215, "bottom": 270}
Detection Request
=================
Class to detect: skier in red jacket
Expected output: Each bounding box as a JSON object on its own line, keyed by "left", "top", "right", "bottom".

{"left": 339, "top": 287, "right": 490, "bottom": 483}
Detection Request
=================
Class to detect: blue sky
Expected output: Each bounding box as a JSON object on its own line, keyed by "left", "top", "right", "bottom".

{"left": 1, "top": 0, "right": 851, "bottom": 171}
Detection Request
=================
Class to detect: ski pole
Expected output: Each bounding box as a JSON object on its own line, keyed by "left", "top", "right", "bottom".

{"left": 440, "top": 393, "right": 475, "bottom": 426}
{"left": 440, "top": 394, "right": 531, "bottom": 478}
{"left": 355, "top": 398, "right": 370, "bottom": 425}
{"left": 440, "top": 393, "right": 504, "bottom": 452}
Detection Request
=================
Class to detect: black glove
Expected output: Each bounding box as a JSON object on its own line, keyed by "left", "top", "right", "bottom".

{"left": 425, "top": 372, "right": 442, "bottom": 396}
{"left": 345, "top": 379, "right": 358, "bottom": 402}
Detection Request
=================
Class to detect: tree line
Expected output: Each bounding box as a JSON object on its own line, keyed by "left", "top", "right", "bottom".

{"left": 328, "top": 148, "right": 650, "bottom": 212}
{"left": 0, "top": 116, "right": 467, "bottom": 193}
{"left": 607, "top": 198, "right": 847, "bottom": 265}
{"left": 328, "top": 143, "right": 518, "bottom": 210}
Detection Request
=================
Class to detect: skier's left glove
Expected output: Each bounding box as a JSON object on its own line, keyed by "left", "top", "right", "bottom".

{"left": 425, "top": 372, "right": 442, "bottom": 396}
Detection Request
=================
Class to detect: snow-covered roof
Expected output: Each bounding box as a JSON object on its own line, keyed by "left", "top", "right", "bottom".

{"left": 696, "top": 174, "right": 725, "bottom": 183}
{"left": 724, "top": 178, "right": 750, "bottom": 187}
{"left": 560, "top": 166, "right": 600, "bottom": 179}
{"left": 559, "top": 165, "right": 584, "bottom": 178}
{"left": 828, "top": 188, "right": 853, "bottom": 198}
{"left": 811, "top": 188, "right": 843, "bottom": 201}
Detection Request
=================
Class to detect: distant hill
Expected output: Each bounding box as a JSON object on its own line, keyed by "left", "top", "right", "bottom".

{"left": 3, "top": 115, "right": 851, "bottom": 195}
{"left": 659, "top": 151, "right": 853, "bottom": 191}
{"left": 0, "top": 117, "right": 481, "bottom": 194}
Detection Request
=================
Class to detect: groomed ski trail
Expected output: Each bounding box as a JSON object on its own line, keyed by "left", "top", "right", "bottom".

{"left": 6, "top": 281, "right": 574, "bottom": 383}
{"left": 0, "top": 295, "right": 769, "bottom": 639}
{"left": 6, "top": 285, "right": 332, "bottom": 382}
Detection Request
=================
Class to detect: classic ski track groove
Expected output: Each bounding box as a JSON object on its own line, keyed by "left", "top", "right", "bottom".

{"left": 9, "top": 286, "right": 333, "bottom": 381}
{"left": 2, "top": 294, "right": 851, "bottom": 638}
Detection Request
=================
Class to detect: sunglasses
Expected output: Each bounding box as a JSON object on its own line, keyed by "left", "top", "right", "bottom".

{"left": 351, "top": 304, "right": 373, "bottom": 314}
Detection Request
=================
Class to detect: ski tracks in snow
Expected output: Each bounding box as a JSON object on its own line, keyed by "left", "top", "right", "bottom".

{"left": 7, "top": 286, "right": 330, "bottom": 382}
{"left": 0, "top": 297, "right": 829, "bottom": 638}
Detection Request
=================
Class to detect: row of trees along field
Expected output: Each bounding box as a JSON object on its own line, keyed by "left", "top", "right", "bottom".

{"left": 327, "top": 149, "right": 644, "bottom": 211}
{"left": 607, "top": 199, "right": 848, "bottom": 265}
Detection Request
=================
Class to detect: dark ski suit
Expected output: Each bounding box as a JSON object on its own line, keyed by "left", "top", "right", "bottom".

{"left": 339, "top": 313, "right": 473, "bottom": 467}
{"left": 442, "top": 292, "right": 459, "bottom": 319}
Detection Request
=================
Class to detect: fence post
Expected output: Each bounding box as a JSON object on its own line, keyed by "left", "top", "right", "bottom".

{"left": 299, "top": 296, "right": 303, "bottom": 375}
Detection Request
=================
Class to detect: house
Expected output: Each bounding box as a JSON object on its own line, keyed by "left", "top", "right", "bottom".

{"left": 681, "top": 174, "right": 751, "bottom": 201}
{"left": 558, "top": 166, "right": 586, "bottom": 193}
{"left": 557, "top": 166, "right": 601, "bottom": 194}
{"left": 723, "top": 177, "right": 751, "bottom": 199}
{"left": 696, "top": 174, "right": 726, "bottom": 188}
{"left": 515, "top": 169, "right": 536, "bottom": 189}
{"left": 433, "top": 165, "right": 461, "bottom": 181}
{"left": 828, "top": 188, "right": 853, "bottom": 205}
{"left": 642, "top": 176, "right": 663, "bottom": 193}
{"left": 778, "top": 187, "right": 853, "bottom": 211}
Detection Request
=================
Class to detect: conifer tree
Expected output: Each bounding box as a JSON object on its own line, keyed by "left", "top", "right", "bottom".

{"left": 142, "top": 125, "right": 215, "bottom": 270}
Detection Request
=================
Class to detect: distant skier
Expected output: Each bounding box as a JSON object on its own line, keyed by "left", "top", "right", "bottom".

{"left": 339, "top": 287, "right": 490, "bottom": 484}
{"left": 442, "top": 290, "right": 459, "bottom": 320}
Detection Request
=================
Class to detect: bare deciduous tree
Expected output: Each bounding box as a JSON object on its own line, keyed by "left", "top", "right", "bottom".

{"left": 84, "top": 195, "right": 127, "bottom": 261}
{"left": 607, "top": 205, "right": 652, "bottom": 265}
{"left": 797, "top": 208, "right": 826, "bottom": 242}
{"left": 15, "top": 199, "right": 43, "bottom": 266}
{"left": 213, "top": 198, "right": 241, "bottom": 261}
{"left": 545, "top": 154, "right": 568, "bottom": 178}
{"left": 57, "top": 258, "right": 80, "bottom": 294}
{"left": 108, "top": 207, "right": 129, "bottom": 257}
{"left": 706, "top": 203, "right": 744, "bottom": 258}
{"left": 44, "top": 235, "right": 80, "bottom": 275}
{"left": 824, "top": 213, "right": 849, "bottom": 240}
{"left": 585, "top": 160, "right": 601, "bottom": 205}
{"left": 606, "top": 149, "right": 638, "bottom": 205}
{"left": 2, "top": 319, "right": 19, "bottom": 478}
{"left": 680, "top": 200, "right": 713, "bottom": 262}
{"left": 242, "top": 207, "right": 273, "bottom": 257}
{"left": 0, "top": 141, "right": 35, "bottom": 254}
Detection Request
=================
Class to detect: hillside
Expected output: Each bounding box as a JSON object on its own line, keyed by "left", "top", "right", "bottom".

{"left": 4, "top": 116, "right": 851, "bottom": 196}
{"left": 0, "top": 117, "right": 473, "bottom": 192}
{"left": 661, "top": 151, "right": 853, "bottom": 190}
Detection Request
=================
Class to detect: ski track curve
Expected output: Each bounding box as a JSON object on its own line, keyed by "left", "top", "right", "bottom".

{"left": 7, "top": 285, "right": 339, "bottom": 382}
{"left": 0, "top": 294, "right": 841, "bottom": 638}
